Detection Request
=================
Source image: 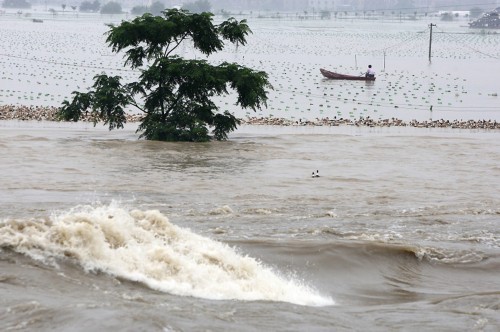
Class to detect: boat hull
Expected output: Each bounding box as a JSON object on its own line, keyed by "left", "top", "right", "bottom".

{"left": 320, "top": 68, "right": 376, "bottom": 81}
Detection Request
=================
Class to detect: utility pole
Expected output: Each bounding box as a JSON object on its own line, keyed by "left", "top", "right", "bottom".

{"left": 429, "top": 23, "right": 436, "bottom": 62}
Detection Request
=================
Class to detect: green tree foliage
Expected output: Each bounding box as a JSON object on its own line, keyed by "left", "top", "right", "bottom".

{"left": 320, "top": 10, "right": 330, "bottom": 20}
{"left": 131, "top": 5, "right": 147, "bottom": 16}
{"left": 58, "top": 9, "right": 271, "bottom": 142}
{"left": 132, "top": 1, "right": 164, "bottom": 16}
{"left": 100, "top": 1, "right": 121, "bottom": 14}
{"left": 79, "top": 0, "right": 100, "bottom": 12}
{"left": 394, "top": 0, "right": 414, "bottom": 13}
{"left": 149, "top": 1, "right": 164, "bottom": 15}
{"left": 440, "top": 12, "right": 453, "bottom": 21}
{"left": 2, "top": 0, "right": 31, "bottom": 8}
{"left": 469, "top": 7, "right": 484, "bottom": 19}
{"left": 182, "top": 0, "right": 210, "bottom": 14}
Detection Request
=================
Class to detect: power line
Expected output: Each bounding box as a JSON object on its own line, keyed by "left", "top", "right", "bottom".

{"left": 434, "top": 26, "right": 500, "bottom": 59}
{"left": 351, "top": 28, "right": 429, "bottom": 57}
{"left": 0, "top": 52, "right": 136, "bottom": 73}
{"left": 381, "top": 29, "right": 429, "bottom": 53}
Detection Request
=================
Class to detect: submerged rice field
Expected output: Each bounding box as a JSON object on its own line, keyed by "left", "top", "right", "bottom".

{"left": 0, "top": 11, "right": 499, "bottom": 123}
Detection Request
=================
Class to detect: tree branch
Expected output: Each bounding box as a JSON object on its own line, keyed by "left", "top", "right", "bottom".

{"left": 129, "top": 98, "right": 147, "bottom": 113}
{"left": 165, "top": 92, "right": 183, "bottom": 116}
{"left": 166, "top": 33, "right": 189, "bottom": 57}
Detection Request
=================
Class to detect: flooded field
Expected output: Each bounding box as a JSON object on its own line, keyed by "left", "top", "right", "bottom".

{"left": 1, "top": 10, "right": 500, "bottom": 332}
{"left": 0, "top": 11, "right": 499, "bottom": 123}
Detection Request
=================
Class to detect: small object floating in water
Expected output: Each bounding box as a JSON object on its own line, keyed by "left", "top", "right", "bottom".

{"left": 32, "top": 19, "right": 43, "bottom": 23}
{"left": 312, "top": 170, "right": 320, "bottom": 178}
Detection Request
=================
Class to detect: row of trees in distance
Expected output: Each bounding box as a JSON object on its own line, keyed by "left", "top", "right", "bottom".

{"left": 1, "top": 0, "right": 210, "bottom": 15}
{"left": 131, "top": 0, "right": 210, "bottom": 16}
{"left": 1, "top": 0, "right": 486, "bottom": 20}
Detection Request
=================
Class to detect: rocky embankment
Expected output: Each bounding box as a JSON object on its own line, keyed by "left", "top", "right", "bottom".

{"left": 1, "top": 105, "right": 499, "bottom": 129}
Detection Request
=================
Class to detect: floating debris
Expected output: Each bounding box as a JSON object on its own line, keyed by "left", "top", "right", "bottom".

{"left": 0, "top": 105, "right": 142, "bottom": 122}
{"left": 240, "top": 116, "right": 500, "bottom": 130}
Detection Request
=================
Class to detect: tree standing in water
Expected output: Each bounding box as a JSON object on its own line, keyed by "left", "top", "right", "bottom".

{"left": 59, "top": 9, "right": 271, "bottom": 141}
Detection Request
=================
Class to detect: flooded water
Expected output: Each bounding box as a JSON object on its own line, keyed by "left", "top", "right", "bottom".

{"left": 1, "top": 121, "right": 499, "bottom": 331}
{"left": 0, "top": 13, "right": 499, "bottom": 122}
{"left": 1, "top": 11, "right": 500, "bottom": 332}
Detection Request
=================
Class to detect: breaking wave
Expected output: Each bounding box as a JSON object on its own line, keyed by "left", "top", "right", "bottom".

{"left": 0, "top": 204, "right": 333, "bottom": 306}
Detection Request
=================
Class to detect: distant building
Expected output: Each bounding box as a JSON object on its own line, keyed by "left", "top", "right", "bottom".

{"left": 469, "top": 7, "right": 500, "bottom": 28}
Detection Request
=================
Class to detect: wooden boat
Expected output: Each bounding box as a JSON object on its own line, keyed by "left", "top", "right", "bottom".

{"left": 320, "top": 68, "right": 375, "bottom": 81}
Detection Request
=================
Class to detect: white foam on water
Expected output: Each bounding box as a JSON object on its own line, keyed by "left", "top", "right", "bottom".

{"left": 0, "top": 203, "right": 334, "bottom": 306}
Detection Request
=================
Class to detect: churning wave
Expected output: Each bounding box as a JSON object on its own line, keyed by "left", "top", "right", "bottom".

{"left": 0, "top": 203, "right": 333, "bottom": 306}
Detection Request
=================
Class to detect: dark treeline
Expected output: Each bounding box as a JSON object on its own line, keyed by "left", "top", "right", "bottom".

{"left": 3, "top": 0, "right": 497, "bottom": 12}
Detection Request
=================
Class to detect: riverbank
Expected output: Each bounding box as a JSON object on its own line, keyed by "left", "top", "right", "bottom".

{"left": 1, "top": 105, "right": 499, "bottom": 129}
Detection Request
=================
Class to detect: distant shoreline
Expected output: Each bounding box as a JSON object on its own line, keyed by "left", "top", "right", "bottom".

{"left": 1, "top": 105, "right": 499, "bottom": 130}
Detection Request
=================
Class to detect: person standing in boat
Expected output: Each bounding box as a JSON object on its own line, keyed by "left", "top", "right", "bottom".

{"left": 365, "top": 65, "right": 375, "bottom": 78}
